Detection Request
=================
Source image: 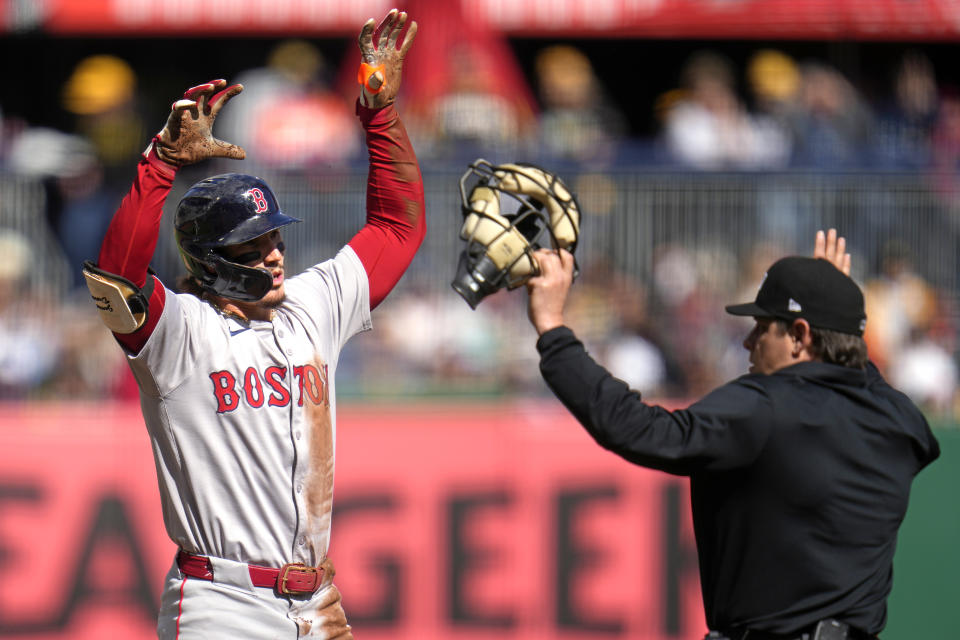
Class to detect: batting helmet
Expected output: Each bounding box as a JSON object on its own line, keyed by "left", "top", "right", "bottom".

{"left": 452, "top": 159, "right": 580, "bottom": 309}
{"left": 174, "top": 173, "right": 300, "bottom": 301}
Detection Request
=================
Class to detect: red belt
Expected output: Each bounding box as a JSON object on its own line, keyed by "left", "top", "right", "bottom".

{"left": 177, "top": 550, "right": 327, "bottom": 595}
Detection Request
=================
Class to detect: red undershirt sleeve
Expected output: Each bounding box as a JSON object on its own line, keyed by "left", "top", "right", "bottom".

{"left": 96, "top": 147, "right": 178, "bottom": 353}
{"left": 348, "top": 100, "right": 426, "bottom": 310}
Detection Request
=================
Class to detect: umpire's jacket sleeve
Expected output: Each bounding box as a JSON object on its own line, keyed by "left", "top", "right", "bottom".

{"left": 537, "top": 326, "right": 773, "bottom": 476}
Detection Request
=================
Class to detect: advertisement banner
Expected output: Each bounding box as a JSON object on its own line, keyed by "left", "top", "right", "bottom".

{"left": 0, "top": 402, "right": 706, "bottom": 640}
{"left": 465, "top": 0, "right": 960, "bottom": 39}
{"left": 14, "top": 0, "right": 960, "bottom": 39}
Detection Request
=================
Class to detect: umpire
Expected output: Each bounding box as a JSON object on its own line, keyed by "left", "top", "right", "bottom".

{"left": 525, "top": 231, "right": 940, "bottom": 640}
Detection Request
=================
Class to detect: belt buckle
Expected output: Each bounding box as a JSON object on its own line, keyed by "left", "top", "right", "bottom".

{"left": 277, "top": 563, "right": 320, "bottom": 594}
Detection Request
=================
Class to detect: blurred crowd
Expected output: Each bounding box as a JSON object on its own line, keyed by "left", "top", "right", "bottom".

{"left": 2, "top": 36, "right": 960, "bottom": 422}
{"left": 657, "top": 47, "right": 960, "bottom": 179}
{"left": 347, "top": 236, "right": 959, "bottom": 423}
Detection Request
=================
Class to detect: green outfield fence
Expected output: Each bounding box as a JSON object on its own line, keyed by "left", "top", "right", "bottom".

{"left": 886, "top": 426, "right": 959, "bottom": 640}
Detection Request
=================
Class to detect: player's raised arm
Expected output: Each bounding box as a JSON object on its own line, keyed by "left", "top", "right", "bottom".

{"left": 86, "top": 79, "right": 244, "bottom": 351}
{"left": 348, "top": 9, "right": 426, "bottom": 310}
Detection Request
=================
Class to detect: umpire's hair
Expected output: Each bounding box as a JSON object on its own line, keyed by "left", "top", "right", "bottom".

{"left": 775, "top": 319, "right": 868, "bottom": 370}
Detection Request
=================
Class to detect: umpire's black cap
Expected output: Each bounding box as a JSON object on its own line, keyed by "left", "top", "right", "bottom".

{"left": 725, "top": 256, "right": 867, "bottom": 336}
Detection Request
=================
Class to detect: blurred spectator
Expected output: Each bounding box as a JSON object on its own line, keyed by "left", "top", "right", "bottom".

{"left": 647, "top": 243, "right": 739, "bottom": 396}
{"left": 662, "top": 50, "right": 789, "bottom": 170}
{"left": 604, "top": 331, "right": 669, "bottom": 396}
{"left": 2, "top": 97, "right": 33, "bottom": 170}
{"left": 931, "top": 86, "right": 960, "bottom": 203}
{"left": 394, "top": 0, "right": 537, "bottom": 163}
{"left": 743, "top": 49, "right": 810, "bottom": 238}
{"left": 7, "top": 126, "right": 92, "bottom": 178}
{"left": 367, "top": 284, "right": 541, "bottom": 395}
{"left": 6, "top": 128, "right": 115, "bottom": 289}
{"left": 785, "top": 62, "right": 874, "bottom": 168}
{"left": 874, "top": 51, "right": 939, "bottom": 169}
{"left": 47, "top": 300, "right": 138, "bottom": 401}
{"left": 216, "top": 39, "right": 361, "bottom": 170}
{"left": 862, "top": 240, "right": 938, "bottom": 373}
{"left": 0, "top": 230, "right": 60, "bottom": 399}
{"left": 377, "top": 287, "right": 499, "bottom": 381}
{"left": 62, "top": 54, "right": 146, "bottom": 184}
{"left": 601, "top": 287, "right": 677, "bottom": 397}
{"left": 43, "top": 55, "right": 146, "bottom": 283}
{"left": 747, "top": 50, "right": 801, "bottom": 119}
{"left": 533, "top": 45, "right": 627, "bottom": 166}
{"left": 745, "top": 49, "right": 799, "bottom": 161}
{"left": 888, "top": 323, "right": 958, "bottom": 419}
{"left": 560, "top": 256, "right": 678, "bottom": 397}
{"left": 416, "top": 43, "right": 529, "bottom": 160}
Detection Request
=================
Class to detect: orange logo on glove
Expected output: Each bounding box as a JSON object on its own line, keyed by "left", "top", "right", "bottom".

{"left": 357, "top": 62, "right": 386, "bottom": 94}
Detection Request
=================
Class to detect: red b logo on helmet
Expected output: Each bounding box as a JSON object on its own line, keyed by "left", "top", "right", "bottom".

{"left": 247, "top": 188, "right": 269, "bottom": 213}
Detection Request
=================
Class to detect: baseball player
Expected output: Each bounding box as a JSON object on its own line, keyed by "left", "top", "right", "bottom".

{"left": 525, "top": 230, "right": 940, "bottom": 640}
{"left": 83, "top": 10, "right": 420, "bottom": 639}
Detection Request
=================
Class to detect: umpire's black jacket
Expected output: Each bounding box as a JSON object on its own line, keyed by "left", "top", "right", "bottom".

{"left": 537, "top": 326, "right": 940, "bottom": 637}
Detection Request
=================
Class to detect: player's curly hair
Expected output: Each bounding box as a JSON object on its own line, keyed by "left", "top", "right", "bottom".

{"left": 176, "top": 274, "right": 206, "bottom": 298}
{"left": 775, "top": 319, "right": 868, "bottom": 370}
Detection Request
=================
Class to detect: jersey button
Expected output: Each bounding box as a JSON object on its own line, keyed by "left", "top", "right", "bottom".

{"left": 296, "top": 483, "right": 303, "bottom": 493}
{"left": 285, "top": 349, "right": 293, "bottom": 355}
{"left": 298, "top": 536, "right": 306, "bottom": 546}
{"left": 295, "top": 431, "right": 302, "bottom": 440}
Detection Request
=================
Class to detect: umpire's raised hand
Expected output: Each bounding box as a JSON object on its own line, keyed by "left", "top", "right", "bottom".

{"left": 813, "top": 228, "right": 851, "bottom": 275}
{"left": 526, "top": 248, "right": 576, "bottom": 336}
{"left": 357, "top": 9, "right": 418, "bottom": 109}
{"left": 153, "top": 79, "right": 245, "bottom": 166}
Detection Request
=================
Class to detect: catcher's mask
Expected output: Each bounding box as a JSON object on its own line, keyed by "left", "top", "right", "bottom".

{"left": 452, "top": 159, "right": 580, "bottom": 309}
{"left": 174, "top": 173, "right": 300, "bottom": 301}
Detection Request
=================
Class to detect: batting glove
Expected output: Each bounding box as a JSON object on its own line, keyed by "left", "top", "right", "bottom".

{"left": 358, "top": 9, "right": 418, "bottom": 109}
{"left": 151, "top": 79, "right": 245, "bottom": 166}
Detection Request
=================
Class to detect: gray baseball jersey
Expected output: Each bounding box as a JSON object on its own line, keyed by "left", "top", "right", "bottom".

{"left": 129, "top": 247, "right": 370, "bottom": 569}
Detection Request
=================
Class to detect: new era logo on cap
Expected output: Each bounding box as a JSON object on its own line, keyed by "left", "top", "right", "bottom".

{"left": 725, "top": 257, "right": 866, "bottom": 336}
